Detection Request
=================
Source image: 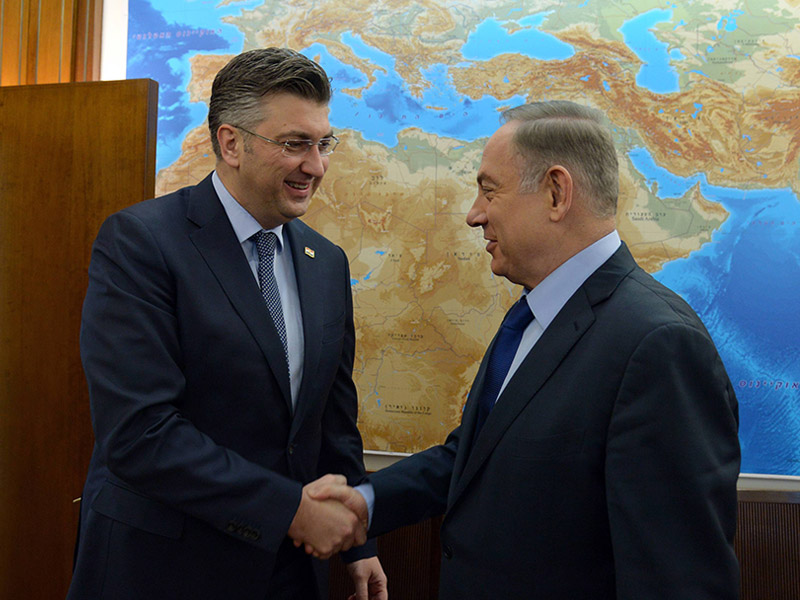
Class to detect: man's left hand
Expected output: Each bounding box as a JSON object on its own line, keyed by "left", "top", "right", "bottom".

{"left": 346, "top": 556, "right": 388, "bottom": 600}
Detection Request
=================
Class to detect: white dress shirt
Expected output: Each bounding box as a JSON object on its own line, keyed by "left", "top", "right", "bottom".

{"left": 498, "top": 230, "right": 621, "bottom": 398}
{"left": 212, "top": 171, "right": 305, "bottom": 408}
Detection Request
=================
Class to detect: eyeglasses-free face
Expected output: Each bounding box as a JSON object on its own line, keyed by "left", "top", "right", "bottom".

{"left": 233, "top": 125, "right": 340, "bottom": 156}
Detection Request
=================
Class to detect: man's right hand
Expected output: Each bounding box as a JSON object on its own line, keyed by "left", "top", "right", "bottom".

{"left": 287, "top": 474, "right": 367, "bottom": 559}
{"left": 305, "top": 474, "right": 369, "bottom": 529}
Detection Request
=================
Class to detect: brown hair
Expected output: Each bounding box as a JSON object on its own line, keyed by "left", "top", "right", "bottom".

{"left": 207, "top": 47, "right": 331, "bottom": 158}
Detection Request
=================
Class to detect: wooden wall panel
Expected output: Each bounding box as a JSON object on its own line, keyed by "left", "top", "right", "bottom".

{"left": 0, "top": 78, "right": 157, "bottom": 600}
{"left": 0, "top": 0, "right": 101, "bottom": 86}
{"left": 0, "top": 0, "right": 26, "bottom": 85}
{"left": 34, "top": 0, "right": 74, "bottom": 83}
{"left": 72, "top": 0, "right": 102, "bottom": 81}
{"left": 330, "top": 517, "right": 443, "bottom": 600}
{"left": 736, "top": 491, "right": 800, "bottom": 600}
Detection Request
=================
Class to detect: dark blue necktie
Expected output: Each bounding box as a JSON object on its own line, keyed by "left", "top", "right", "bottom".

{"left": 254, "top": 231, "right": 289, "bottom": 370}
{"left": 474, "top": 297, "right": 534, "bottom": 438}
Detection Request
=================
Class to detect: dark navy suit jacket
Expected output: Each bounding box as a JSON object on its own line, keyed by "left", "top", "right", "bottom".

{"left": 369, "top": 244, "right": 740, "bottom": 599}
{"left": 68, "top": 174, "right": 373, "bottom": 599}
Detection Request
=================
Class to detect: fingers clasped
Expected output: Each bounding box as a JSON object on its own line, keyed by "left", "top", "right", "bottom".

{"left": 287, "top": 474, "right": 368, "bottom": 559}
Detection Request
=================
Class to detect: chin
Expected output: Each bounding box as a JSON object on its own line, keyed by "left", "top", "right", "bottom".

{"left": 489, "top": 261, "right": 508, "bottom": 280}
{"left": 491, "top": 262, "right": 526, "bottom": 287}
{"left": 285, "top": 199, "right": 311, "bottom": 218}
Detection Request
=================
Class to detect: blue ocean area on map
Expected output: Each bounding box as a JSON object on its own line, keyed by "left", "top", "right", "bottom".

{"left": 619, "top": 9, "right": 681, "bottom": 93}
{"left": 127, "top": 0, "right": 260, "bottom": 170}
{"left": 630, "top": 147, "right": 800, "bottom": 474}
{"left": 130, "top": 0, "right": 800, "bottom": 475}
{"left": 461, "top": 14, "right": 575, "bottom": 61}
{"left": 318, "top": 38, "right": 527, "bottom": 148}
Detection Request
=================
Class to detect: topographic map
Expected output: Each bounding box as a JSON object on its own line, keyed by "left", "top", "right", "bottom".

{"left": 127, "top": 0, "right": 800, "bottom": 475}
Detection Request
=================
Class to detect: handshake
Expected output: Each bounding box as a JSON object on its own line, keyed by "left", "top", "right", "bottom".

{"left": 287, "top": 474, "right": 369, "bottom": 559}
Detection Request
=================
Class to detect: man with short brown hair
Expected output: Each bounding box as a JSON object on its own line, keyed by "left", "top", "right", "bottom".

{"left": 68, "top": 48, "right": 386, "bottom": 600}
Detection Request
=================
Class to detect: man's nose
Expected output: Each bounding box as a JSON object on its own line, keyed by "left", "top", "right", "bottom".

{"left": 466, "top": 195, "right": 487, "bottom": 227}
{"left": 300, "top": 145, "right": 327, "bottom": 177}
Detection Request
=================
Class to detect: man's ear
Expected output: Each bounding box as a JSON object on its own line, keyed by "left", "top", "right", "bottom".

{"left": 545, "top": 165, "right": 573, "bottom": 223}
{"left": 217, "top": 124, "right": 241, "bottom": 168}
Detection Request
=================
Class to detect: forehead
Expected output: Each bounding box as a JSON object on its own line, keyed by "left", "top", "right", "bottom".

{"left": 477, "top": 122, "right": 521, "bottom": 185}
{"left": 257, "top": 92, "right": 331, "bottom": 137}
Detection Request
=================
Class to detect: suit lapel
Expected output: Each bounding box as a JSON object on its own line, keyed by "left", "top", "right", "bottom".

{"left": 450, "top": 290, "right": 595, "bottom": 504}
{"left": 186, "top": 175, "right": 292, "bottom": 408}
{"left": 450, "top": 334, "right": 498, "bottom": 487}
{"left": 449, "top": 244, "right": 638, "bottom": 507}
{"left": 284, "top": 221, "right": 323, "bottom": 430}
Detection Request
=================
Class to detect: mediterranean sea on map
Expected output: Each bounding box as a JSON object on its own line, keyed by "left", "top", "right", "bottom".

{"left": 126, "top": 0, "right": 800, "bottom": 476}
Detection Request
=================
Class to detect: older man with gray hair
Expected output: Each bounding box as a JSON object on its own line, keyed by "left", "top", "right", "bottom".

{"left": 315, "top": 100, "right": 740, "bottom": 599}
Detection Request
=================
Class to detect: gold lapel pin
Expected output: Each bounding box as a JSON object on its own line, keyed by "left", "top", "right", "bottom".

{"left": 304, "top": 246, "right": 316, "bottom": 258}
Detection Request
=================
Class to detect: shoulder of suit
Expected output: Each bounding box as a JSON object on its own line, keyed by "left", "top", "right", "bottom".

{"left": 117, "top": 177, "right": 206, "bottom": 221}
{"left": 615, "top": 267, "right": 704, "bottom": 328}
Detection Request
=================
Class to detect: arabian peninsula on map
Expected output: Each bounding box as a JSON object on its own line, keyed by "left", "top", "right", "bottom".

{"left": 127, "top": 0, "right": 800, "bottom": 476}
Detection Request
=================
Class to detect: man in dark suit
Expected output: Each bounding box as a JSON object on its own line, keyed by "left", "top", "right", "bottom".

{"left": 313, "top": 100, "right": 740, "bottom": 599}
{"left": 68, "top": 48, "right": 386, "bottom": 600}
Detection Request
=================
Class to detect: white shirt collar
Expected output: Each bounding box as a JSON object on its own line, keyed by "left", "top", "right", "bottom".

{"left": 525, "top": 231, "right": 621, "bottom": 330}
{"left": 212, "top": 171, "right": 285, "bottom": 249}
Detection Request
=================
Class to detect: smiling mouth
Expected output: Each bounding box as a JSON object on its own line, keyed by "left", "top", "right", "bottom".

{"left": 286, "top": 180, "right": 311, "bottom": 190}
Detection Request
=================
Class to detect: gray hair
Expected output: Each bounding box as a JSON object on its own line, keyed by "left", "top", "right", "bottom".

{"left": 208, "top": 47, "right": 332, "bottom": 158}
{"left": 501, "top": 101, "right": 619, "bottom": 218}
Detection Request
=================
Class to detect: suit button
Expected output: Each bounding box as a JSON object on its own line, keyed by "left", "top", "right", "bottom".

{"left": 287, "top": 444, "right": 295, "bottom": 455}
{"left": 443, "top": 545, "right": 453, "bottom": 559}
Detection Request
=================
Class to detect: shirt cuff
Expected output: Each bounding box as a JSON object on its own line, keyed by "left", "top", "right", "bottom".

{"left": 354, "top": 482, "right": 375, "bottom": 529}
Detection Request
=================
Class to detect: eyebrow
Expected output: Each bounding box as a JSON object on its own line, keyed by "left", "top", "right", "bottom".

{"left": 477, "top": 173, "right": 495, "bottom": 186}
{"left": 278, "top": 129, "right": 335, "bottom": 140}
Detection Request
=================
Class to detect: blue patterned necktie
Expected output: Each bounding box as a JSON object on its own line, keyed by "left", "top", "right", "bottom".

{"left": 474, "top": 296, "right": 534, "bottom": 438}
{"left": 254, "top": 231, "right": 289, "bottom": 369}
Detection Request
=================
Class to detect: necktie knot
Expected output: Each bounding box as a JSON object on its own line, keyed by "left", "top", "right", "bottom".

{"left": 503, "top": 297, "right": 534, "bottom": 331}
{"left": 255, "top": 230, "right": 278, "bottom": 260}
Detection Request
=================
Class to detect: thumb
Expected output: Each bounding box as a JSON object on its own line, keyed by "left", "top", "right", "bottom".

{"left": 352, "top": 576, "right": 369, "bottom": 600}
{"left": 305, "top": 474, "right": 347, "bottom": 498}
{"left": 308, "top": 483, "right": 355, "bottom": 503}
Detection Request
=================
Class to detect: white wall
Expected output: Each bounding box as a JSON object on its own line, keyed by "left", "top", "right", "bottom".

{"left": 101, "top": 0, "right": 128, "bottom": 80}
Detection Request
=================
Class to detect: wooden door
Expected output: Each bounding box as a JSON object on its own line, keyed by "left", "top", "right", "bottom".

{"left": 0, "top": 78, "right": 157, "bottom": 599}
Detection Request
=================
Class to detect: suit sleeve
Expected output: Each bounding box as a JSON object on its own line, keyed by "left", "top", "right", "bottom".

{"left": 316, "top": 247, "right": 377, "bottom": 561}
{"left": 81, "top": 211, "right": 301, "bottom": 553}
{"left": 367, "top": 426, "right": 459, "bottom": 537}
{"left": 605, "top": 322, "right": 740, "bottom": 599}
